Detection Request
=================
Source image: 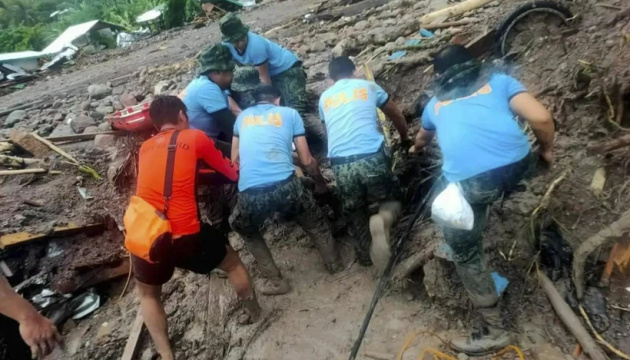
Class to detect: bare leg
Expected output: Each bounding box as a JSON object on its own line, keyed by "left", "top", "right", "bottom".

{"left": 217, "top": 245, "right": 261, "bottom": 322}
{"left": 136, "top": 281, "right": 173, "bottom": 360}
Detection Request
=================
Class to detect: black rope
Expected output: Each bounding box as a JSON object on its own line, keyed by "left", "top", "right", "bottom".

{"left": 348, "top": 181, "right": 439, "bottom": 360}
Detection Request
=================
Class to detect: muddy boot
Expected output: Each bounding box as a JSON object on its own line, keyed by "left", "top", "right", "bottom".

{"left": 450, "top": 306, "right": 514, "bottom": 355}
{"left": 369, "top": 201, "right": 402, "bottom": 272}
{"left": 306, "top": 227, "right": 343, "bottom": 274}
{"left": 238, "top": 293, "right": 261, "bottom": 325}
{"left": 245, "top": 236, "right": 291, "bottom": 296}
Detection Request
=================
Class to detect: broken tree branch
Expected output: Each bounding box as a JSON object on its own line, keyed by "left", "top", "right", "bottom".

{"left": 573, "top": 208, "right": 630, "bottom": 299}
{"left": 587, "top": 134, "right": 630, "bottom": 154}
{"left": 532, "top": 169, "right": 571, "bottom": 217}
{"left": 538, "top": 271, "right": 607, "bottom": 360}
{"left": 579, "top": 305, "right": 630, "bottom": 359}
{"left": 121, "top": 311, "right": 145, "bottom": 360}
{"left": 422, "top": 19, "right": 478, "bottom": 30}
{"left": 420, "top": 0, "right": 495, "bottom": 25}
{"left": 0, "top": 168, "right": 48, "bottom": 176}
{"left": 30, "top": 132, "right": 101, "bottom": 180}
{"left": 0, "top": 154, "right": 41, "bottom": 168}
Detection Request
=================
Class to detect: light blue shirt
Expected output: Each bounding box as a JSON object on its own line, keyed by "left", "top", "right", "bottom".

{"left": 319, "top": 78, "right": 390, "bottom": 158}
{"left": 422, "top": 73, "right": 530, "bottom": 182}
{"left": 224, "top": 32, "right": 298, "bottom": 77}
{"left": 183, "top": 76, "right": 229, "bottom": 138}
{"left": 234, "top": 103, "right": 305, "bottom": 191}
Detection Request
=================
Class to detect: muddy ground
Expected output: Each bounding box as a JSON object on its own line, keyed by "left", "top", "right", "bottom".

{"left": 1, "top": 0, "right": 630, "bottom": 359}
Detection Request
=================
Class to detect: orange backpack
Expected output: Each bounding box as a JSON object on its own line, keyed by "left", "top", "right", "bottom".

{"left": 124, "top": 131, "right": 180, "bottom": 263}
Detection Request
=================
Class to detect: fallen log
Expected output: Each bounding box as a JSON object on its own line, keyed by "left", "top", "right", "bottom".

{"left": 46, "top": 131, "right": 122, "bottom": 144}
{"left": 420, "top": 0, "right": 495, "bottom": 25}
{"left": 0, "top": 223, "right": 105, "bottom": 249}
{"left": 538, "top": 271, "right": 607, "bottom": 360}
{"left": 573, "top": 208, "right": 630, "bottom": 299}
{"left": 587, "top": 134, "right": 630, "bottom": 154}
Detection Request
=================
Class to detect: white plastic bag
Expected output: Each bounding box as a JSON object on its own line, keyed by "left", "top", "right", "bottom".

{"left": 431, "top": 182, "right": 474, "bottom": 230}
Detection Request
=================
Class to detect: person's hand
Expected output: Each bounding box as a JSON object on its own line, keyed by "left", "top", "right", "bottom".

{"left": 539, "top": 148, "right": 554, "bottom": 165}
{"left": 19, "top": 312, "right": 63, "bottom": 359}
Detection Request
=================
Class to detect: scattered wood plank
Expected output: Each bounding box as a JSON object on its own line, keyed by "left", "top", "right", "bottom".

{"left": 0, "top": 154, "right": 41, "bottom": 168}
{"left": 9, "top": 130, "right": 52, "bottom": 157}
{"left": 464, "top": 29, "right": 497, "bottom": 58}
{"left": 30, "top": 132, "right": 78, "bottom": 164}
{"left": 420, "top": 0, "right": 495, "bottom": 25}
{"left": 46, "top": 131, "right": 122, "bottom": 144}
{"left": 573, "top": 208, "right": 630, "bottom": 299}
{"left": 121, "top": 311, "right": 145, "bottom": 360}
{"left": 23, "top": 199, "right": 44, "bottom": 207}
{"left": 422, "top": 19, "right": 478, "bottom": 30}
{"left": 587, "top": 134, "right": 630, "bottom": 154}
{"left": 82, "top": 258, "right": 130, "bottom": 288}
{"left": 538, "top": 271, "right": 608, "bottom": 360}
{"left": 0, "top": 223, "right": 105, "bottom": 249}
{"left": 0, "top": 168, "right": 48, "bottom": 176}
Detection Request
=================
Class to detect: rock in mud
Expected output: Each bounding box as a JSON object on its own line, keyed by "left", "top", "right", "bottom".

{"left": 4, "top": 110, "right": 28, "bottom": 128}
{"left": 154, "top": 80, "right": 173, "bottom": 95}
{"left": 88, "top": 84, "right": 113, "bottom": 100}
{"left": 70, "top": 115, "right": 97, "bottom": 134}
{"left": 354, "top": 20, "right": 369, "bottom": 31}
{"left": 332, "top": 37, "right": 358, "bottom": 58}
{"left": 52, "top": 113, "right": 64, "bottom": 122}
{"left": 84, "top": 126, "right": 100, "bottom": 134}
{"left": 37, "top": 125, "right": 55, "bottom": 137}
{"left": 94, "top": 134, "right": 117, "bottom": 149}
{"left": 9, "top": 130, "right": 51, "bottom": 157}
{"left": 120, "top": 93, "right": 138, "bottom": 107}
{"left": 98, "top": 122, "right": 112, "bottom": 131}
{"left": 95, "top": 106, "right": 115, "bottom": 116}
{"left": 310, "top": 41, "right": 327, "bottom": 53}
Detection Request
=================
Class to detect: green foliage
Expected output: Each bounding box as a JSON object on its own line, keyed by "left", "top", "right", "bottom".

{"left": 0, "top": 0, "right": 198, "bottom": 54}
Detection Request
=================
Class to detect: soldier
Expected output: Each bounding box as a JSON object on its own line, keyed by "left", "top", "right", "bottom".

{"left": 220, "top": 13, "right": 326, "bottom": 154}
{"left": 229, "top": 85, "right": 342, "bottom": 296}
{"left": 319, "top": 56, "right": 409, "bottom": 270}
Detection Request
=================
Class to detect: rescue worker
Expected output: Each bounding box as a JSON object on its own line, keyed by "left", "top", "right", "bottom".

{"left": 412, "top": 45, "right": 554, "bottom": 355}
{"left": 231, "top": 66, "right": 261, "bottom": 110}
{"left": 132, "top": 96, "right": 261, "bottom": 360}
{"left": 0, "top": 275, "right": 62, "bottom": 359}
{"left": 229, "top": 85, "right": 342, "bottom": 296}
{"left": 220, "top": 13, "right": 327, "bottom": 153}
{"left": 318, "top": 56, "right": 409, "bottom": 270}
{"left": 182, "top": 44, "right": 238, "bottom": 157}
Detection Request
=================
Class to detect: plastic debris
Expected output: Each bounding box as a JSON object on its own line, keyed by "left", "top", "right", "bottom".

{"left": 419, "top": 29, "right": 435, "bottom": 38}
{"left": 491, "top": 272, "right": 509, "bottom": 296}
{"left": 46, "top": 241, "right": 64, "bottom": 258}
{"left": 77, "top": 187, "right": 93, "bottom": 200}
{"left": 72, "top": 292, "right": 101, "bottom": 319}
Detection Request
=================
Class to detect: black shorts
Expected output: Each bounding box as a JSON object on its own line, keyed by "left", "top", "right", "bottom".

{"left": 131, "top": 224, "right": 229, "bottom": 286}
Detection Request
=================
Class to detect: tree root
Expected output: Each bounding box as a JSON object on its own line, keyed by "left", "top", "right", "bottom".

{"left": 573, "top": 207, "right": 630, "bottom": 300}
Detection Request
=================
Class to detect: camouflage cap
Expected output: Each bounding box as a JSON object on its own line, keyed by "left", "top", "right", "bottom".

{"left": 220, "top": 13, "right": 249, "bottom": 43}
{"left": 197, "top": 44, "right": 235, "bottom": 74}
{"left": 231, "top": 66, "right": 260, "bottom": 92}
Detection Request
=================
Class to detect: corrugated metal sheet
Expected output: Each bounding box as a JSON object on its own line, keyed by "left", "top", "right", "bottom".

{"left": 42, "top": 20, "right": 124, "bottom": 55}
{"left": 0, "top": 51, "right": 43, "bottom": 62}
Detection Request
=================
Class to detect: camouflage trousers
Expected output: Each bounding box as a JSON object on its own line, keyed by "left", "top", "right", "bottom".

{"left": 442, "top": 152, "right": 535, "bottom": 308}
{"left": 230, "top": 175, "right": 332, "bottom": 238}
{"left": 197, "top": 184, "right": 238, "bottom": 234}
{"left": 272, "top": 64, "right": 327, "bottom": 155}
{"left": 331, "top": 149, "right": 401, "bottom": 265}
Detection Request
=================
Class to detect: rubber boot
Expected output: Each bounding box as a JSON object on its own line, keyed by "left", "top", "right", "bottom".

{"left": 369, "top": 201, "right": 402, "bottom": 272}
{"left": 244, "top": 236, "right": 291, "bottom": 296}
{"left": 450, "top": 305, "right": 514, "bottom": 355}
{"left": 295, "top": 205, "right": 343, "bottom": 274}
{"left": 238, "top": 293, "right": 262, "bottom": 325}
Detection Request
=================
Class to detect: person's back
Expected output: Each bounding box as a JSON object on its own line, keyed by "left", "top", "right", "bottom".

{"left": 422, "top": 72, "right": 530, "bottom": 182}
{"left": 319, "top": 78, "right": 389, "bottom": 158}
{"left": 234, "top": 103, "right": 302, "bottom": 191}
{"left": 183, "top": 76, "right": 228, "bottom": 139}
{"left": 136, "top": 128, "right": 237, "bottom": 235}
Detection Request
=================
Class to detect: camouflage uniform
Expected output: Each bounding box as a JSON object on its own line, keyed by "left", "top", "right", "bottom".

{"left": 229, "top": 176, "right": 339, "bottom": 273}
{"left": 442, "top": 152, "right": 535, "bottom": 314}
{"left": 232, "top": 66, "right": 260, "bottom": 110}
{"left": 219, "top": 13, "right": 327, "bottom": 154}
{"left": 331, "top": 148, "right": 401, "bottom": 265}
